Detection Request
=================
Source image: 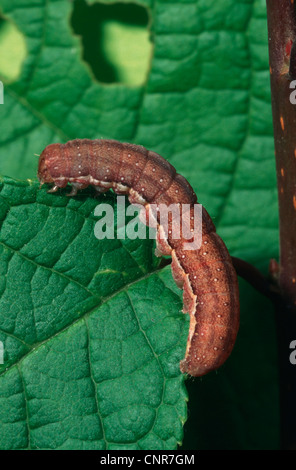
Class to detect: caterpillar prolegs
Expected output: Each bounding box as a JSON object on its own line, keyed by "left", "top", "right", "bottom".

{"left": 37, "top": 138, "right": 240, "bottom": 377}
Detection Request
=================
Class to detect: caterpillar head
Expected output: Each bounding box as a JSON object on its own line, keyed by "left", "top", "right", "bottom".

{"left": 37, "top": 144, "right": 61, "bottom": 185}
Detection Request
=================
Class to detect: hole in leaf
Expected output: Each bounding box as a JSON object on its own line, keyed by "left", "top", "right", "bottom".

{"left": 71, "top": 0, "right": 152, "bottom": 86}
{"left": 0, "top": 15, "right": 27, "bottom": 82}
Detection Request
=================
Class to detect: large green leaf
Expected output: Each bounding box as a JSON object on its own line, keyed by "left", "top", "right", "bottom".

{"left": 0, "top": 178, "right": 188, "bottom": 449}
{"left": 0, "top": 0, "right": 280, "bottom": 449}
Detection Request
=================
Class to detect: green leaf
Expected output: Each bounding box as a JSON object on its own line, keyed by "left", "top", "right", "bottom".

{"left": 0, "top": 0, "right": 280, "bottom": 449}
{"left": 0, "top": 178, "right": 188, "bottom": 449}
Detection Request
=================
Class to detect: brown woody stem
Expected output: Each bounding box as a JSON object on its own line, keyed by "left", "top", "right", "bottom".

{"left": 266, "top": 0, "right": 296, "bottom": 450}
{"left": 231, "top": 256, "right": 280, "bottom": 301}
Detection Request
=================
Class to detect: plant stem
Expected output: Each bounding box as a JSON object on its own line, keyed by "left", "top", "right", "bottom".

{"left": 231, "top": 256, "right": 280, "bottom": 301}
{"left": 266, "top": 0, "right": 296, "bottom": 450}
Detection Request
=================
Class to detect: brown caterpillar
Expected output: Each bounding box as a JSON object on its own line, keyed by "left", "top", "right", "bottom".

{"left": 37, "top": 139, "right": 240, "bottom": 377}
